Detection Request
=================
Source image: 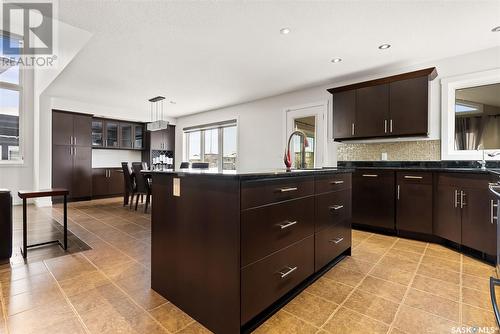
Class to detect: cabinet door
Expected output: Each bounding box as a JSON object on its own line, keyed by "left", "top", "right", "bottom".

{"left": 92, "top": 168, "right": 108, "bottom": 197}
{"left": 120, "top": 123, "right": 133, "bottom": 149}
{"left": 461, "top": 188, "right": 497, "bottom": 256}
{"left": 72, "top": 146, "right": 92, "bottom": 198}
{"left": 150, "top": 130, "right": 164, "bottom": 150}
{"left": 73, "top": 114, "right": 92, "bottom": 147}
{"left": 165, "top": 126, "right": 175, "bottom": 151}
{"left": 108, "top": 169, "right": 124, "bottom": 195}
{"left": 134, "top": 124, "right": 144, "bottom": 149}
{"left": 332, "top": 90, "right": 356, "bottom": 139}
{"left": 389, "top": 76, "right": 428, "bottom": 136}
{"left": 434, "top": 184, "right": 462, "bottom": 244}
{"left": 105, "top": 122, "right": 119, "bottom": 148}
{"left": 52, "top": 111, "right": 74, "bottom": 146}
{"left": 355, "top": 84, "right": 389, "bottom": 138}
{"left": 352, "top": 170, "right": 395, "bottom": 230}
{"left": 91, "top": 120, "right": 104, "bottom": 147}
{"left": 52, "top": 145, "right": 73, "bottom": 193}
{"left": 396, "top": 174, "right": 433, "bottom": 234}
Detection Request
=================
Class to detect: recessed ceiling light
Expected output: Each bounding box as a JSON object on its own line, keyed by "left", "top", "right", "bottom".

{"left": 378, "top": 43, "right": 391, "bottom": 50}
{"left": 492, "top": 26, "right": 500, "bottom": 32}
{"left": 280, "top": 27, "right": 291, "bottom": 35}
{"left": 169, "top": 101, "right": 176, "bottom": 104}
{"left": 331, "top": 58, "right": 342, "bottom": 63}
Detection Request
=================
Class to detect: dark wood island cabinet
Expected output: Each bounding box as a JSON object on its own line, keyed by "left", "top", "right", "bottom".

{"left": 150, "top": 169, "right": 352, "bottom": 334}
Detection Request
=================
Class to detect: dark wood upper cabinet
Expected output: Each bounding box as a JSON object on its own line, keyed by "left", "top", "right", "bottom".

{"left": 352, "top": 170, "right": 395, "bottom": 230}
{"left": 332, "top": 90, "right": 356, "bottom": 139}
{"left": 389, "top": 76, "right": 429, "bottom": 136}
{"left": 52, "top": 112, "right": 74, "bottom": 146}
{"left": 328, "top": 67, "right": 436, "bottom": 141}
{"left": 73, "top": 115, "right": 92, "bottom": 147}
{"left": 396, "top": 172, "right": 433, "bottom": 235}
{"left": 355, "top": 84, "right": 389, "bottom": 138}
{"left": 105, "top": 121, "right": 119, "bottom": 148}
{"left": 91, "top": 120, "right": 104, "bottom": 147}
{"left": 133, "top": 124, "right": 144, "bottom": 149}
{"left": 120, "top": 123, "right": 133, "bottom": 149}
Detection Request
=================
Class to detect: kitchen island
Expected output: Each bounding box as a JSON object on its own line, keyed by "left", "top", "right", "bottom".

{"left": 149, "top": 168, "right": 353, "bottom": 334}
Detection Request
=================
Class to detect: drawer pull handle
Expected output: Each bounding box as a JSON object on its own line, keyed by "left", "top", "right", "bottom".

{"left": 330, "top": 180, "right": 344, "bottom": 185}
{"left": 278, "top": 187, "right": 298, "bottom": 193}
{"left": 362, "top": 174, "right": 378, "bottom": 177}
{"left": 278, "top": 266, "right": 298, "bottom": 279}
{"left": 404, "top": 176, "right": 423, "bottom": 179}
{"left": 278, "top": 220, "right": 298, "bottom": 229}
{"left": 329, "top": 205, "right": 344, "bottom": 211}
{"left": 492, "top": 200, "right": 498, "bottom": 224}
{"left": 329, "top": 237, "right": 344, "bottom": 244}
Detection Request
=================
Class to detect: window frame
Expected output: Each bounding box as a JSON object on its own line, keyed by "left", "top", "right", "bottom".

{"left": 0, "top": 45, "right": 24, "bottom": 165}
{"left": 183, "top": 120, "right": 237, "bottom": 170}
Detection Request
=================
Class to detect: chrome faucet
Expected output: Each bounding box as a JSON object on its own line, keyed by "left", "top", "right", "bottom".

{"left": 478, "top": 148, "right": 487, "bottom": 170}
{"left": 284, "top": 130, "right": 309, "bottom": 170}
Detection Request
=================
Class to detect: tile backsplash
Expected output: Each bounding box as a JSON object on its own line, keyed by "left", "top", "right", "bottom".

{"left": 337, "top": 140, "right": 441, "bottom": 161}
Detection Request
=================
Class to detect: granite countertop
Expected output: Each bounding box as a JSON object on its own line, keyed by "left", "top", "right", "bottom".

{"left": 337, "top": 161, "right": 500, "bottom": 175}
{"left": 146, "top": 167, "right": 354, "bottom": 180}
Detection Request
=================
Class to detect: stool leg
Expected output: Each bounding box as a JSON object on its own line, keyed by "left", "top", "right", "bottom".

{"left": 63, "top": 195, "right": 68, "bottom": 250}
{"left": 22, "top": 198, "right": 27, "bottom": 258}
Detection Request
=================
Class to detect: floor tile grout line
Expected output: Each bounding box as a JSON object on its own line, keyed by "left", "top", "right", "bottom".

{"left": 41, "top": 261, "right": 92, "bottom": 334}
{"left": 317, "top": 234, "right": 399, "bottom": 331}
{"left": 387, "top": 242, "right": 429, "bottom": 333}
{"left": 173, "top": 320, "right": 196, "bottom": 333}
{"left": 79, "top": 252, "right": 172, "bottom": 334}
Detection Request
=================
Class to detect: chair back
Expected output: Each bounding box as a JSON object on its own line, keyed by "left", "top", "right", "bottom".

{"left": 121, "top": 162, "right": 134, "bottom": 192}
{"left": 180, "top": 162, "right": 190, "bottom": 169}
{"left": 132, "top": 162, "right": 149, "bottom": 194}
{"left": 192, "top": 162, "right": 209, "bottom": 169}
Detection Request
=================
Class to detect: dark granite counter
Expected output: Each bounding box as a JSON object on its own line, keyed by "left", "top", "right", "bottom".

{"left": 146, "top": 167, "right": 353, "bottom": 180}
{"left": 337, "top": 161, "right": 500, "bottom": 175}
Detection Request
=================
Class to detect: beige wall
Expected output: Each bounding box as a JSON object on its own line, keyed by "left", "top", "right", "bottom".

{"left": 337, "top": 140, "right": 440, "bottom": 161}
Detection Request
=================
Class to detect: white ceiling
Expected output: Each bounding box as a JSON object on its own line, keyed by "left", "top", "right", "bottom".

{"left": 45, "top": 0, "right": 500, "bottom": 119}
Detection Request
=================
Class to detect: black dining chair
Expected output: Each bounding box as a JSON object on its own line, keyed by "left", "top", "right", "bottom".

{"left": 131, "top": 162, "right": 151, "bottom": 213}
{"left": 121, "top": 162, "right": 136, "bottom": 207}
{"left": 179, "top": 162, "right": 190, "bottom": 169}
{"left": 192, "top": 162, "right": 209, "bottom": 169}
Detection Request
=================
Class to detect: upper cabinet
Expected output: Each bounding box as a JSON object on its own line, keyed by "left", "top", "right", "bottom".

{"left": 91, "top": 118, "right": 145, "bottom": 150}
{"left": 328, "top": 67, "right": 437, "bottom": 141}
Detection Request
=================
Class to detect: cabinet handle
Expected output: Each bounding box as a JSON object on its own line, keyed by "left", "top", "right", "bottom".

{"left": 362, "top": 174, "right": 378, "bottom": 177}
{"left": 329, "top": 205, "right": 344, "bottom": 211}
{"left": 329, "top": 237, "right": 344, "bottom": 244}
{"left": 454, "top": 190, "right": 459, "bottom": 208}
{"left": 351, "top": 123, "right": 355, "bottom": 136}
{"left": 74, "top": 137, "right": 77, "bottom": 145}
{"left": 277, "top": 266, "right": 297, "bottom": 279}
{"left": 460, "top": 191, "right": 466, "bottom": 208}
{"left": 278, "top": 187, "right": 298, "bottom": 193}
{"left": 384, "top": 120, "right": 387, "bottom": 133}
{"left": 397, "top": 185, "right": 400, "bottom": 200}
{"left": 492, "top": 200, "right": 498, "bottom": 224}
{"left": 404, "top": 176, "right": 423, "bottom": 179}
{"left": 390, "top": 119, "right": 393, "bottom": 133}
{"left": 277, "top": 220, "right": 298, "bottom": 229}
{"left": 330, "top": 180, "right": 344, "bottom": 185}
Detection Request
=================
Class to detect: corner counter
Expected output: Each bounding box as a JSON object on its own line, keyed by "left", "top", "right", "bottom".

{"left": 149, "top": 168, "right": 353, "bottom": 333}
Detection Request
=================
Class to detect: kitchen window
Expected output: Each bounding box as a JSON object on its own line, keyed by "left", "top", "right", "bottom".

{"left": 184, "top": 120, "right": 237, "bottom": 170}
{"left": 0, "top": 34, "right": 23, "bottom": 163}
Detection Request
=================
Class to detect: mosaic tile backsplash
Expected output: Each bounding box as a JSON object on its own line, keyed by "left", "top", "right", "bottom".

{"left": 337, "top": 140, "right": 441, "bottom": 161}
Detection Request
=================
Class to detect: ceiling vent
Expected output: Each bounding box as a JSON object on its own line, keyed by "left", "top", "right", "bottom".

{"left": 147, "top": 96, "right": 169, "bottom": 131}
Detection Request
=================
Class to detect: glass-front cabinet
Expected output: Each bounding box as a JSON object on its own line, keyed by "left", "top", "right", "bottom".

{"left": 91, "top": 120, "right": 104, "bottom": 147}
{"left": 106, "top": 122, "right": 119, "bottom": 148}
{"left": 120, "top": 123, "right": 133, "bottom": 149}
{"left": 134, "top": 124, "right": 144, "bottom": 149}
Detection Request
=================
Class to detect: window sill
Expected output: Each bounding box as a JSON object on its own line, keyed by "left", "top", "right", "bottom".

{"left": 0, "top": 161, "right": 25, "bottom": 167}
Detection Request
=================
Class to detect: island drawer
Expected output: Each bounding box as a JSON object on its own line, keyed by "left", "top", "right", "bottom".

{"left": 241, "top": 235, "right": 314, "bottom": 324}
{"left": 315, "top": 173, "right": 352, "bottom": 194}
{"left": 241, "top": 177, "right": 314, "bottom": 209}
{"left": 396, "top": 172, "right": 432, "bottom": 185}
{"left": 315, "top": 189, "right": 351, "bottom": 232}
{"left": 241, "top": 197, "right": 314, "bottom": 267}
{"left": 315, "top": 221, "right": 351, "bottom": 271}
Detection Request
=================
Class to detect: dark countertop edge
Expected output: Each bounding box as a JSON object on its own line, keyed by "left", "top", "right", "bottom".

{"left": 338, "top": 166, "right": 497, "bottom": 174}
{"left": 147, "top": 168, "right": 354, "bottom": 180}
{"left": 337, "top": 161, "right": 500, "bottom": 175}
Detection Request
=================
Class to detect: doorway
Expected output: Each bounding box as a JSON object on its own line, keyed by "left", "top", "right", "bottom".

{"left": 285, "top": 103, "right": 326, "bottom": 169}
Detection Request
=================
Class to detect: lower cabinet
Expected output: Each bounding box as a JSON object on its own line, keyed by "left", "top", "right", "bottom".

{"left": 352, "top": 170, "right": 395, "bottom": 230}
{"left": 396, "top": 172, "right": 433, "bottom": 234}
{"left": 92, "top": 168, "right": 124, "bottom": 198}
{"left": 315, "top": 221, "right": 351, "bottom": 270}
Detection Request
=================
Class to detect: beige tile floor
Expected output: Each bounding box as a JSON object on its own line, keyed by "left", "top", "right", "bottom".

{"left": 0, "top": 197, "right": 498, "bottom": 334}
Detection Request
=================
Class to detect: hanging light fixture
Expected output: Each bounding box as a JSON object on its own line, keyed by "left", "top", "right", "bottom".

{"left": 147, "top": 96, "right": 170, "bottom": 131}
